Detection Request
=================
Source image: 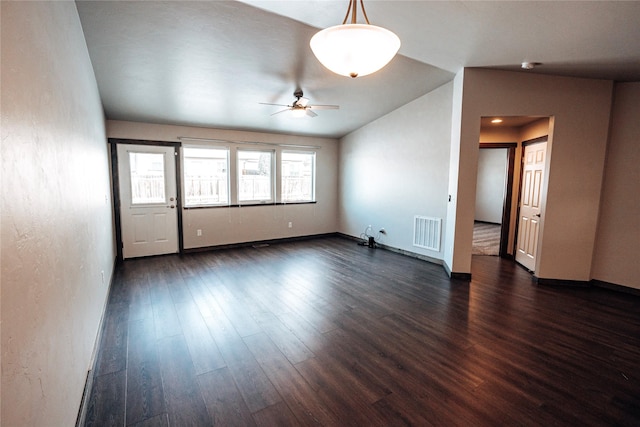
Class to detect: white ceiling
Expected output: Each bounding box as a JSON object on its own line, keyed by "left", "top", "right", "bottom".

{"left": 76, "top": 1, "right": 640, "bottom": 139}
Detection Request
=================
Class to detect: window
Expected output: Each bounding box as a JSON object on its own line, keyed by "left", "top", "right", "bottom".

{"left": 238, "top": 150, "right": 274, "bottom": 203}
{"left": 129, "top": 152, "right": 166, "bottom": 204}
{"left": 182, "top": 146, "right": 316, "bottom": 207}
{"left": 183, "top": 147, "right": 229, "bottom": 206}
{"left": 281, "top": 151, "right": 315, "bottom": 202}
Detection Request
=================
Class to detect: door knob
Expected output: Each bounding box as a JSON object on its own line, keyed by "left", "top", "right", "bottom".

{"left": 170, "top": 205, "right": 175, "bottom": 209}
{"left": 534, "top": 213, "right": 541, "bottom": 217}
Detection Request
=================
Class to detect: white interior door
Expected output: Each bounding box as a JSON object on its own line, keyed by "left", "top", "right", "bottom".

{"left": 515, "top": 141, "right": 547, "bottom": 271}
{"left": 117, "top": 144, "right": 178, "bottom": 259}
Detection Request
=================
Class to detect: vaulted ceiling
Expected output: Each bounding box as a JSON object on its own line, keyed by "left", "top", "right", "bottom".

{"left": 76, "top": 1, "right": 640, "bottom": 139}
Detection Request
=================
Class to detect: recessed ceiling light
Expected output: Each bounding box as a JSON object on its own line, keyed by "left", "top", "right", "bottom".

{"left": 491, "top": 118, "right": 503, "bottom": 124}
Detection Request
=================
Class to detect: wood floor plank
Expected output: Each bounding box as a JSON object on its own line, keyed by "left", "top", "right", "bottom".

{"left": 197, "top": 367, "right": 256, "bottom": 426}
{"left": 126, "top": 265, "right": 152, "bottom": 322}
{"left": 128, "top": 412, "right": 169, "bottom": 427}
{"left": 252, "top": 310, "right": 316, "bottom": 365}
{"left": 126, "top": 318, "right": 166, "bottom": 425}
{"left": 243, "top": 332, "right": 340, "bottom": 426}
{"left": 203, "top": 314, "right": 282, "bottom": 413}
{"left": 156, "top": 334, "right": 212, "bottom": 425}
{"left": 208, "top": 282, "right": 263, "bottom": 337}
{"left": 149, "top": 278, "right": 182, "bottom": 340}
{"left": 174, "top": 300, "right": 226, "bottom": 375}
{"left": 324, "top": 323, "right": 504, "bottom": 425}
{"left": 182, "top": 272, "right": 225, "bottom": 319}
{"left": 277, "top": 311, "right": 331, "bottom": 355}
{"left": 278, "top": 296, "right": 340, "bottom": 334}
{"left": 252, "top": 401, "right": 300, "bottom": 427}
{"left": 84, "top": 370, "right": 126, "bottom": 427}
{"left": 85, "top": 236, "right": 640, "bottom": 426}
{"left": 294, "top": 350, "right": 392, "bottom": 404}
{"left": 95, "top": 301, "right": 128, "bottom": 376}
{"left": 371, "top": 392, "right": 437, "bottom": 427}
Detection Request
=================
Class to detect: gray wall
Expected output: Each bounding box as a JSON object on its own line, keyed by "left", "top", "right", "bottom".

{"left": 475, "top": 148, "right": 507, "bottom": 224}
{"left": 339, "top": 82, "right": 453, "bottom": 260}
{"left": 1, "top": 2, "right": 115, "bottom": 425}
{"left": 592, "top": 82, "right": 640, "bottom": 289}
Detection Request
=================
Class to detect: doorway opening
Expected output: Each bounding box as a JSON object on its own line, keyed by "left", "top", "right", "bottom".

{"left": 474, "top": 116, "right": 551, "bottom": 264}
{"left": 473, "top": 143, "right": 515, "bottom": 257}
{"left": 110, "top": 139, "right": 183, "bottom": 261}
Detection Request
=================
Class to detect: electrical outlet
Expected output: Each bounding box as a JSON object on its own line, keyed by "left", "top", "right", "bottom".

{"left": 197, "top": 229, "right": 202, "bottom": 236}
{"left": 288, "top": 222, "right": 293, "bottom": 228}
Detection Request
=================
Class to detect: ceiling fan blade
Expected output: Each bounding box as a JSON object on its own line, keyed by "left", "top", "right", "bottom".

{"left": 306, "top": 109, "right": 318, "bottom": 118}
{"left": 297, "top": 97, "right": 310, "bottom": 107}
{"left": 260, "top": 102, "right": 291, "bottom": 107}
{"left": 308, "top": 104, "right": 340, "bottom": 110}
{"left": 271, "top": 108, "right": 291, "bottom": 116}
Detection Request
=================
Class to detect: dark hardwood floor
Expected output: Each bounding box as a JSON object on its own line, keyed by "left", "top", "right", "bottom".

{"left": 83, "top": 236, "right": 640, "bottom": 426}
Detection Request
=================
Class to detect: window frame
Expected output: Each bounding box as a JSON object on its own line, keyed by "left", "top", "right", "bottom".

{"left": 280, "top": 150, "right": 316, "bottom": 203}
{"left": 182, "top": 145, "right": 230, "bottom": 208}
{"left": 237, "top": 148, "right": 276, "bottom": 205}
{"left": 128, "top": 151, "right": 168, "bottom": 206}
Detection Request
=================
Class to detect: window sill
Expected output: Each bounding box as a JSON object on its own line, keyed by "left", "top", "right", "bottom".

{"left": 184, "top": 201, "right": 317, "bottom": 210}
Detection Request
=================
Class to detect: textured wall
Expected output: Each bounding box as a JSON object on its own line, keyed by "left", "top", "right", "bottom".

{"left": 475, "top": 149, "right": 507, "bottom": 224}
{"left": 339, "top": 82, "right": 453, "bottom": 260}
{"left": 1, "top": 2, "right": 114, "bottom": 425}
{"left": 453, "top": 69, "right": 612, "bottom": 280}
{"left": 592, "top": 82, "right": 640, "bottom": 289}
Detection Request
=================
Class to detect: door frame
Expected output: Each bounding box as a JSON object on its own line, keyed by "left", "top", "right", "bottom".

{"left": 477, "top": 142, "right": 517, "bottom": 258}
{"left": 110, "top": 138, "right": 183, "bottom": 262}
{"left": 513, "top": 135, "right": 548, "bottom": 267}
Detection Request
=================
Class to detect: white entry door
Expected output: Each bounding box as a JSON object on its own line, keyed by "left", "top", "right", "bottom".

{"left": 117, "top": 144, "right": 179, "bottom": 259}
{"left": 515, "top": 141, "right": 547, "bottom": 271}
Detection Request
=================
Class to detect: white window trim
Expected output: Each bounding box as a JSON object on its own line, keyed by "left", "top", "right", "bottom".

{"left": 237, "top": 148, "right": 276, "bottom": 205}
{"left": 280, "top": 150, "right": 316, "bottom": 203}
{"left": 182, "top": 145, "right": 230, "bottom": 207}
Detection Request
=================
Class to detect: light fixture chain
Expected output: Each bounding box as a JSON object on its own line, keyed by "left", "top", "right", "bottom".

{"left": 341, "top": 0, "right": 372, "bottom": 25}
{"left": 342, "top": 0, "right": 354, "bottom": 24}
{"left": 359, "top": 0, "right": 371, "bottom": 25}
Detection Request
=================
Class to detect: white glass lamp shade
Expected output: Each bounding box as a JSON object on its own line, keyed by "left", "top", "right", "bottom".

{"left": 310, "top": 24, "right": 401, "bottom": 78}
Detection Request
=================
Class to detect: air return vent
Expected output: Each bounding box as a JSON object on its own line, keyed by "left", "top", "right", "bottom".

{"left": 413, "top": 216, "right": 441, "bottom": 251}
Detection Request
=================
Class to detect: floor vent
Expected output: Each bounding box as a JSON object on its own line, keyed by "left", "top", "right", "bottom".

{"left": 413, "top": 216, "right": 442, "bottom": 251}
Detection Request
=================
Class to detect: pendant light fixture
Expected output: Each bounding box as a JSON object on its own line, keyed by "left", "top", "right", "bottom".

{"left": 310, "top": 0, "right": 400, "bottom": 78}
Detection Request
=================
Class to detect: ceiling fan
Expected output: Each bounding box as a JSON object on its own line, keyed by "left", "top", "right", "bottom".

{"left": 260, "top": 90, "right": 339, "bottom": 118}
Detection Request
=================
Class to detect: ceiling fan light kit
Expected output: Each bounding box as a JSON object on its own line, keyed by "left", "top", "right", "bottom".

{"left": 521, "top": 61, "right": 542, "bottom": 70}
{"left": 290, "top": 108, "right": 309, "bottom": 118}
{"left": 310, "top": 0, "right": 401, "bottom": 78}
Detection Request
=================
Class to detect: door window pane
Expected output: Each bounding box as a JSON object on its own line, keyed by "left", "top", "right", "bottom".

{"left": 282, "top": 152, "right": 315, "bottom": 202}
{"left": 238, "top": 150, "right": 273, "bottom": 202}
{"left": 183, "top": 147, "right": 229, "bottom": 206}
{"left": 129, "top": 152, "right": 166, "bottom": 204}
